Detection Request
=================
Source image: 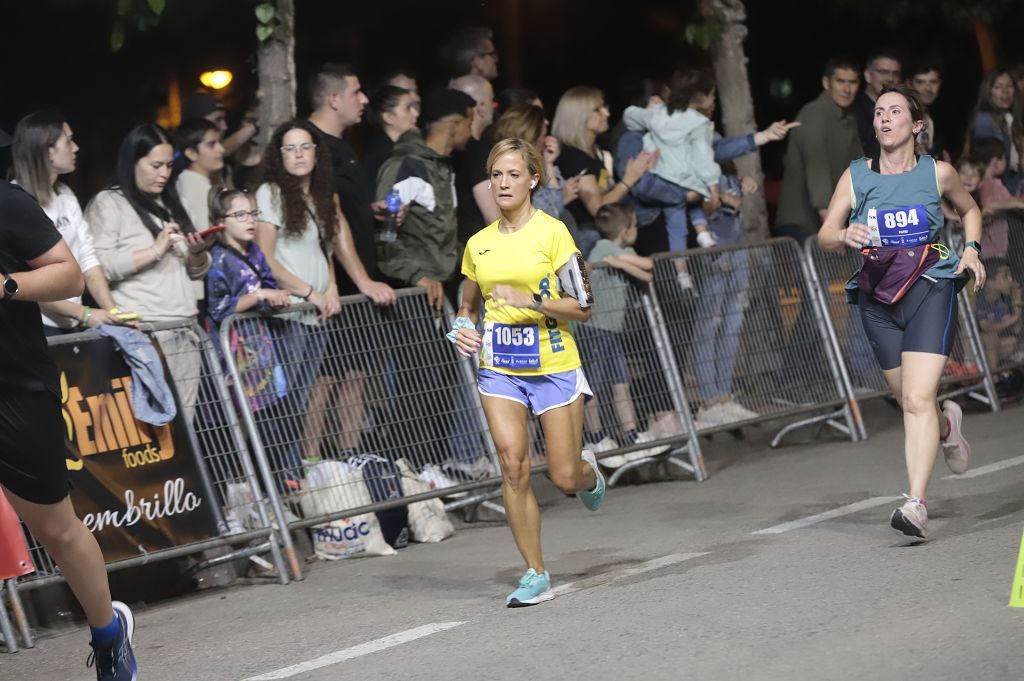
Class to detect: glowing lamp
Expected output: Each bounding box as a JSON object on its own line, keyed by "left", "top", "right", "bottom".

{"left": 199, "top": 70, "right": 233, "bottom": 90}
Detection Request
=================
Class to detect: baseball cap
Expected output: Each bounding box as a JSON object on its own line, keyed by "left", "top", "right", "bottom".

{"left": 419, "top": 89, "right": 476, "bottom": 129}
{"left": 181, "top": 91, "right": 225, "bottom": 121}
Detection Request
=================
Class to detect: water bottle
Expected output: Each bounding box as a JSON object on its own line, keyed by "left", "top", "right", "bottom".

{"left": 380, "top": 189, "right": 401, "bottom": 243}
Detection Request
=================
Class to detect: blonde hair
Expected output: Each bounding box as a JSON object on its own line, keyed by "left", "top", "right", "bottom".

{"left": 486, "top": 138, "right": 544, "bottom": 190}
{"left": 493, "top": 105, "right": 546, "bottom": 148}
{"left": 551, "top": 86, "right": 604, "bottom": 158}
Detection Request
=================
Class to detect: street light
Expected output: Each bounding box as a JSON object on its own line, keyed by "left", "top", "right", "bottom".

{"left": 199, "top": 70, "right": 233, "bottom": 90}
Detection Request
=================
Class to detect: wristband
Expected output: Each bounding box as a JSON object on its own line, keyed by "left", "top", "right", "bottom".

{"left": 620, "top": 180, "right": 634, "bottom": 191}
{"left": 300, "top": 285, "right": 314, "bottom": 300}
{"left": 965, "top": 240, "right": 981, "bottom": 254}
{"left": 446, "top": 316, "right": 475, "bottom": 344}
{"left": 80, "top": 306, "right": 91, "bottom": 328}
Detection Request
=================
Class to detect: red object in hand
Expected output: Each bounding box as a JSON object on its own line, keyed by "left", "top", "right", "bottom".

{"left": 0, "top": 491, "right": 34, "bottom": 579}
{"left": 197, "top": 225, "right": 226, "bottom": 239}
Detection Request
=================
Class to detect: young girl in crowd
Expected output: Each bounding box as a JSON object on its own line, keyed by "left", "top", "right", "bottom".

{"left": 205, "top": 188, "right": 291, "bottom": 332}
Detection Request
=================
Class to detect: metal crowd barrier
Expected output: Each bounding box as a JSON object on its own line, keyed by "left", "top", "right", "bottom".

{"left": 651, "top": 238, "right": 861, "bottom": 447}
{"left": 955, "top": 210, "right": 1024, "bottom": 403}
{"left": 12, "top": 320, "right": 291, "bottom": 607}
{"left": 220, "top": 290, "right": 501, "bottom": 580}
{"left": 804, "top": 232, "right": 1001, "bottom": 432}
{"left": 574, "top": 263, "right": 705, "bottom": 484}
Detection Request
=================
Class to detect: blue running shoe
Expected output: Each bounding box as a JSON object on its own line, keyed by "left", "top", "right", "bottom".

{"left": 578, "top": 450, "right": 606, "bottom": 511}
{"left": 506, "top": 568, "right": 554, "bottom": 607}
{"left": 88, "top": 601, "right": 138, "bottom": 681}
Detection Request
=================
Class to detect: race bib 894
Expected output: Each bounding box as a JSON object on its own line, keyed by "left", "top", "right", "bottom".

{"left": 873, "top": 204, "right": 930, "bottom": 247}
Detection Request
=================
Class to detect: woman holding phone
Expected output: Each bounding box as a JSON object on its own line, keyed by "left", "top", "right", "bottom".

{"left": 817, "top": 85, "right": 984, "bottom": 539}
{"left": 10, "top": 110, "right": 137, "bottom": 333}
{"left": 87, "top": 123, "right": 215, "bottom": 419}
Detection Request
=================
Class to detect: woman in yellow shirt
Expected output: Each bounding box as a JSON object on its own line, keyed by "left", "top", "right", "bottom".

{"left": 449, "top": 137, "right": 605, "bottom": 607}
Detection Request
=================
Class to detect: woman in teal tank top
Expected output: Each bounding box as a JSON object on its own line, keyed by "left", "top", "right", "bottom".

{"left": 817, "top": 85, "right": 986, "bottom": 540}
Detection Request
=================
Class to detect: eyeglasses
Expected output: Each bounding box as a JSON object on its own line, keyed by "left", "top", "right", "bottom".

{"left": 281, "top": 143, "right": 317, "bottom": 156}
{"left": 224, "top": 210, "right": 261, "bottom": 221}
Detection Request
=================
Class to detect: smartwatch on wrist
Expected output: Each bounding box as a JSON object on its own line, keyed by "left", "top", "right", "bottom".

{"left": 965, "top": 240, "right": 982, "bottom": 255}
{"left": 531, "top": 293, "right": 544, "bottom": 311}
{"left": 2, "top": 275, "right": 18, "bottom": 300}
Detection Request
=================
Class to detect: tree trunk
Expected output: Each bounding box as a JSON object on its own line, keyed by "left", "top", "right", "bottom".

{"left": 974, "top": 20, "right": 997, "bottom": 73}
{"left": 256, "top": 0, "right": 297, "bottom": 151}
{"left": 704, "top": 0, "right": 769, "bottom": 241}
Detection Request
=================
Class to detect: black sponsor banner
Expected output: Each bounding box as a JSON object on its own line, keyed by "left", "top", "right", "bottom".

{"left": 52, "top": 336, "right": 219, "bottom": 562}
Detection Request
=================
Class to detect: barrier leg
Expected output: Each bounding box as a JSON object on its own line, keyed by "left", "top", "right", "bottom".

{"left": 0, "top": 583, "right": 16, "bottom": 653}
{"left": 5, "top": 580, "right": 31, "bottom": 649}
{"left": 642, "top": 289, "right": 706, "bottom": 481}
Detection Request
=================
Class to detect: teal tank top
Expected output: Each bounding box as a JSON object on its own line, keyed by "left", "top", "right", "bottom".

{"left": 845, "top": 155, "right": 961, "bottom": 302}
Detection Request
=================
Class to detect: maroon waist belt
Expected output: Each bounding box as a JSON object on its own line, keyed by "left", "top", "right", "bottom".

{"left": 858, "top": 245, "right": 941, "bottom": 305}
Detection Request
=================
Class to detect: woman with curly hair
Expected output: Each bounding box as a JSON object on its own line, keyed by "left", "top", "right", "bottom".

{"left": 252, "top": 120, "right": 343, "bottom": 475}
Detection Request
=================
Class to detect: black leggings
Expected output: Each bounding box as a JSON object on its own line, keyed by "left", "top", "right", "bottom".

{"left": 859, "top": 277, "right": 958, "bottom": 371}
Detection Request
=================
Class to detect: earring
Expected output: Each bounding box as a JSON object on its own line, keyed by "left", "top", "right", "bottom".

{"left": 530, "top": 181, "right": 537, "bottom": 189}
{"left": 487, "top": 182, "right": 492, "bottom": 190}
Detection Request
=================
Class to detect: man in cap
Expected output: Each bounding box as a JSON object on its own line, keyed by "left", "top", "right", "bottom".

{"left": 375, "top": 89, "right": 476, "bottom": 308}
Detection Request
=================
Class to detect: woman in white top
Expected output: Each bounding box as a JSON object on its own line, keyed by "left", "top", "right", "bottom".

{"left": 86, "top": 123, "right": 214, "bottom": 419}
{"left": 10, "top": 110, "right": 130, "bottom": 333}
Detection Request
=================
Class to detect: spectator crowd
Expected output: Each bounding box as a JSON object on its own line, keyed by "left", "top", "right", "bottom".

{"left": 8, "top": 27, "right": 1024, "bottom": 484}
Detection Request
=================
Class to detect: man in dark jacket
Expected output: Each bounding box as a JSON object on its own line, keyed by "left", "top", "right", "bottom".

{"left": 376, "top": 89, "right": 476, "bottom": 308}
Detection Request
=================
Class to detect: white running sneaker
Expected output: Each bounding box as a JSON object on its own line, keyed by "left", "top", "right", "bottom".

{"left": 719, "top": 400, "right": 759, "bottom": 422}
{"left": 622, "top": 431, "right": 672, "bottom": 463}
{"left": 696, "top": 230, "right": 718, "bottom": 248}
{"left": 940, "top": 400, "right": 971, "bottom": 475}
{"left": 890, "top": 494, "right": 928, "bottom": 538}
{"left": 693, "top": 406, "right": 722, "bottom": 431}
{"left": 590, "top": 436, "right": 620, "bottom": 454}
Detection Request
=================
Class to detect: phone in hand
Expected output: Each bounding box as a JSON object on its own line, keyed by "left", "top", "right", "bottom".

{"left": 115, "top": 312, "right": 142, "bottom": 322}
{"left": 197, "top": 225, "right": 226, "bottom": 239}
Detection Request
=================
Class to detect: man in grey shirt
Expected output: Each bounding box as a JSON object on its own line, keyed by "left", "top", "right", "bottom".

{"left": 775, "top": 57, "right": 863, "bottom": 244}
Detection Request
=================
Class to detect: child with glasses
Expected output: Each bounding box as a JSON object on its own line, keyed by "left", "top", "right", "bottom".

{"left": 205, "top": 188, "right": 291, "bottom": 330}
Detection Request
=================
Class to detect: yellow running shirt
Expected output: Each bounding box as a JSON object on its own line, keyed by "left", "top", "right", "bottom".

{"left": 462, "top": 210, "right": 582, "bottom": 376}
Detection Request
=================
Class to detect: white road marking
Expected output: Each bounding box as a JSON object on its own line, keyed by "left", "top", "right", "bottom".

{"left": 241, "top": 621, "right": 466, "bottom": 680}
{"left": 550, "top": 552, "right": 708, "bottom": 597}
{"left": 752, "top": 496, "right": 900, "bottom": 535}
{"left": 942, "top": 454, "right": 1024, "bottom": 480}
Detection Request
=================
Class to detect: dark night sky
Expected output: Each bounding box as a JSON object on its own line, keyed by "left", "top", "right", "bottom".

{"left": 2, "top": 0, "right": 1021, "bottom": 200}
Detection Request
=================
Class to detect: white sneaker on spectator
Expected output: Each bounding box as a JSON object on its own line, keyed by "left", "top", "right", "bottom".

{"left": 694, "top": 405, "right": 723, "bottom": 430}
{"left": 649, "top": 413, "right": 684, "bottom": 439}
{"left": 719, "top": 400, "right": 759, "bottom": 422}
{"left": 696, "top": 231, "right": 717, "bottom": 249}
{"left": 622, "top": 431, "right": 672, "bottom": 463}
{"left": 590, "top": 436, "right": 620, "bottom": 454}
{"left": 676, "top": 271, "right": 695, "bottom": 292}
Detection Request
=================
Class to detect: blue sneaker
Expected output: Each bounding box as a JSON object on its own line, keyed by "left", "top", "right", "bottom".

{"left": 578, "top": 450, "right": 606, "bottom": 511}
{"left": 506, "top": 568, "right": 554, "bottom": 607}
{"left": 88, "top": 601, "right": 137, "bottom": 681}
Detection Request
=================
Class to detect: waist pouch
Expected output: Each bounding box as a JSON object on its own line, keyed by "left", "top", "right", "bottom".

{"left": 858, "top": 245, "right": 941, "bottom": 305}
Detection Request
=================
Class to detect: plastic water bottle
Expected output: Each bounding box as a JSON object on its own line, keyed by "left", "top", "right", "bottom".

{"left": 380, "top": 189, "right": 401, "bottom": 243}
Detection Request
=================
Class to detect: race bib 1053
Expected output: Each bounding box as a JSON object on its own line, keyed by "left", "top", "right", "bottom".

{"left": 485, "top": 323, "right": 540, "bottom": 369}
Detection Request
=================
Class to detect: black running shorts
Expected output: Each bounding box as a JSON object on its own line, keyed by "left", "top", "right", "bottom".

{"left": 0, "top": 389, "right": 71, "bottom": 504}
{"left": 859, "top": 277, "right": 958, "bottom": 371}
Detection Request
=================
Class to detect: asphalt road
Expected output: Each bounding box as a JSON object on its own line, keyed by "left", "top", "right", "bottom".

{"left": 3, "top": 399, "right": 1023, "bottom": 681}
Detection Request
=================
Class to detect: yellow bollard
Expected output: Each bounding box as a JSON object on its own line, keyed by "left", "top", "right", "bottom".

{"left": 1010, "top": 527, "right": 1024, "bottom": 608}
